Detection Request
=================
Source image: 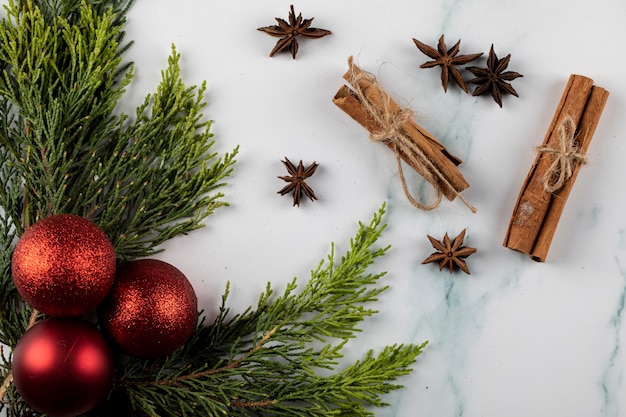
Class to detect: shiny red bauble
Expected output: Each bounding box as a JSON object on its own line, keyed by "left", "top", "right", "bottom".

{"left": 12, "top": 318, "right": 114, "bottom": 417}
{"left": 11, "top": 214, "right": 116, "bottom": 317}
{"left": 99, "top": 259, "right": 198, "bottom": 358}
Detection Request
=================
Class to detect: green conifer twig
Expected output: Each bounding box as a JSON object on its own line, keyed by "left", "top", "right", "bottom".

{"left": 0, "top": 0, "right": 238, "bottom": 259}
{"left": 110, "top": 204, "right": 427, "bottom": 417}
{"left": 0, "top": 2, "right": 426, "bottom": 416}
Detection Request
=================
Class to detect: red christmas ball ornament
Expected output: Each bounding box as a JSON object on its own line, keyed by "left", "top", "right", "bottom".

{"left": 99, "top": 259, "right": 198, "bottom": 358}
{"left": 11, "top": 214, "right": 116, "bottom": 317}
{"left": 12, "top": 318, "right": 114, "bottom": 417}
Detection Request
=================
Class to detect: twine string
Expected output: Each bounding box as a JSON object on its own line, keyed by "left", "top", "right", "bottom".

{"left": 346, "top": 58, "right": 475, "bottom": 212}
{"left": 536, "top": 117, "right": 587, "bottom": 193}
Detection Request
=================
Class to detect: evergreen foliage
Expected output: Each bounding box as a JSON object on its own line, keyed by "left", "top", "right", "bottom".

{"left": 0, "top": 1, "right": 426, "bottom": 416}
{"left": 114, "top": 205, "right": 427, "bottom": 416}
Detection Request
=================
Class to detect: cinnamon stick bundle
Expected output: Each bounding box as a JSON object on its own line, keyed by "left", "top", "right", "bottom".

{"left": 333, "top": 57, "right": 474, "bottom": 212}
{"left": 503, "top": 74, "right": 609, "bottom": 262}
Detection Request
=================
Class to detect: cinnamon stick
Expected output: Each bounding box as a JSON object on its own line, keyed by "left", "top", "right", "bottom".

{"left": 333, "top": 57, "right": 473, "bottom": 211}
{"left": 503, "top": 74, "right": 609, "bottom": 262}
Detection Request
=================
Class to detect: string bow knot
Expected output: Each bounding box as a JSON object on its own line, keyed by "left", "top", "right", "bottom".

{"left": 536, "top": 117, "right": 587, "bottom": 193}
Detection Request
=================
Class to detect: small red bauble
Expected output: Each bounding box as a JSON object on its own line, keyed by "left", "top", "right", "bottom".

{"left": 11, "top": 214, "right": 116, "bottom": 317}
{"left": 12, "top": 318, "right": 114, "bottom": 417}
{"left": 99, "top": 259, "right": 198, "bottom": 358}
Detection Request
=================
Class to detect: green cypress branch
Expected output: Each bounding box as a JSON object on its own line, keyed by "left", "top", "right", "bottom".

{"left": 111, "top": 205, "right": 427, "bottom": 417}
{"left": 0, "top": 2, "right": 426, "bottom": 416}
{"left": 0, "top": 0, "right": 238, "bottom": 259}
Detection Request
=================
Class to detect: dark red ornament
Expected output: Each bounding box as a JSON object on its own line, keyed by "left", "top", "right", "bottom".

{"left": 11, "top": 214, "right": 116, "bottom": 317}
{"left": 12, "top": 318, "right": 114, "bottom": 417}
{"left": 99, "top": 259, "right": 198, "bottom": 358}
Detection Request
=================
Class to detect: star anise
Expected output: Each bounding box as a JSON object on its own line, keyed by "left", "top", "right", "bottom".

{"left": 412, "top": 34, "right": 483, "bottom": 93}
{"left": 422, "top": 229, "right": 477, "bottom": 275}
{"left": 466, "top": 44, "right": 523, "bottom": 107}
{"left": 257, "top": 5, "right": 331, "bottom": 59}
{"left": 277, "top": 157, "right": 319, "bottom": 207}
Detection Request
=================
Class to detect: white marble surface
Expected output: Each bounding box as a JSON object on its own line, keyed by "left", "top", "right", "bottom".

{"left": 119, "top": 0, "right": 625, "bottom": 416}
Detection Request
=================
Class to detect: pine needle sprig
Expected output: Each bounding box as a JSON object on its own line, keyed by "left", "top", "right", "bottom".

{"left": 112, "top": 205, "right": 428, "bottom": 417}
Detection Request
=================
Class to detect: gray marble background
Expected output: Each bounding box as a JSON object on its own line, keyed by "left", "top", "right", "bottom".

{"left": 116, "top": 1, "right": 626, "bottom": 416}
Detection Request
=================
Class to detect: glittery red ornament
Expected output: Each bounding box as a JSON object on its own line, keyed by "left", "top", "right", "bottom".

{"left": 99, "top": 259, "right": 197, "bottom": 358}
{"left": 12, "top": 214, "right": 116, "bottom": 317}
{"left": 12, "top": 318, "right": 114, "bottom": 417}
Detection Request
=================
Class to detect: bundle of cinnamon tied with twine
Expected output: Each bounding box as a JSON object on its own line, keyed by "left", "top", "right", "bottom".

{"left": 503, "top": 74, "right": 609, "bottom": 262}
{"left": 333, "top": 57, "right": 475, "bottom": 212}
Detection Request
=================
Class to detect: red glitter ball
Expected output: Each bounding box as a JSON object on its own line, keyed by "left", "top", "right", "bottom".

{"left": 12, "top": 318, "right": 114, "bottom": 417}
{"left": 11, "top": 214, "right": 116, "bottom": 317}
{"left": 99, "top": 259, "right": 198, "bottom": 358}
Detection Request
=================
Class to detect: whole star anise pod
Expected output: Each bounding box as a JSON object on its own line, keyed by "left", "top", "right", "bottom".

{"left": 412, "top": 34, "right": 483, "bottom": 93}
{"left": 257, "top": 5, "right": 332, "bottom": 59}
{"left": 277, "top": 157, "right": 319, "bottom": 207}
{"left": 466, "top": 44, "right": 523, "bottom": 107}
{"left": 422, "top": 229, "right": 477, "bottom": 275}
